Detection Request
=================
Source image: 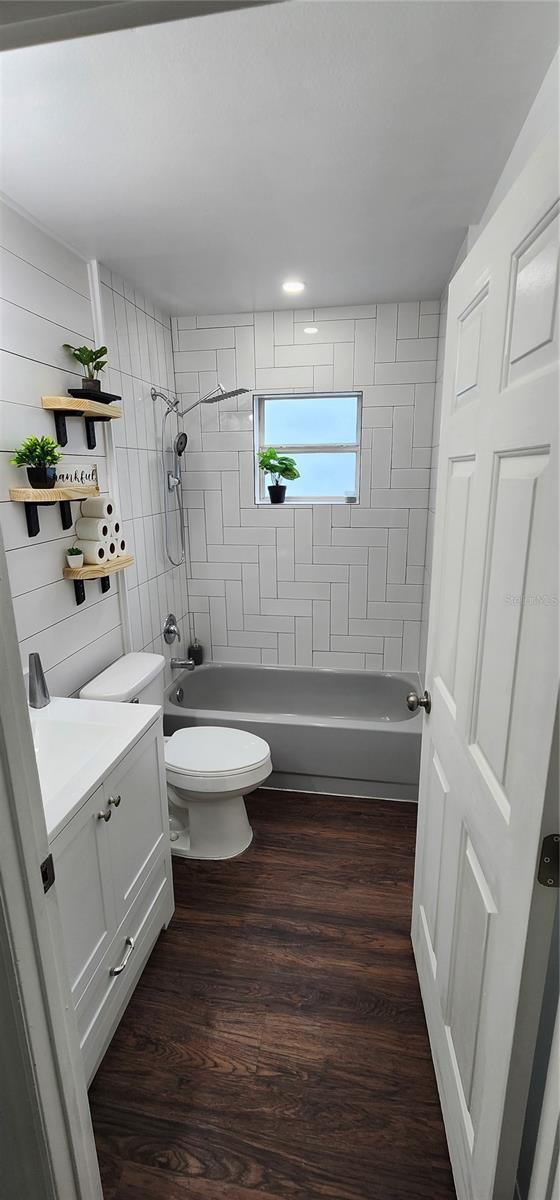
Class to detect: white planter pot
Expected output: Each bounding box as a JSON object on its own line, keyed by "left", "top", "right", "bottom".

{"left": 66, "top": 553, "right": 84, "bottom": 569}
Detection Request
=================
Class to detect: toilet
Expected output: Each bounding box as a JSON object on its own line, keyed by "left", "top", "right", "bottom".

{"left": 80, "top": 652, "right": 272, "bottom": 860}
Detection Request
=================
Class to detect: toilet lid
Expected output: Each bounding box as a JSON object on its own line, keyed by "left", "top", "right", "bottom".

{"left": 165, "top": 726, "right": 271, "bottom": 778}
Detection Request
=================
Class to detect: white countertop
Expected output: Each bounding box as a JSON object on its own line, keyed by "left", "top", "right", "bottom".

{"left": 30, "top": 696, "right": 162, "bottom": 841}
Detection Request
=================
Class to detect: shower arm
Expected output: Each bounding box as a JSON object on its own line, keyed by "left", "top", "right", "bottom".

{"left": 178, "top": 384, "right": 226, "bottom": 416}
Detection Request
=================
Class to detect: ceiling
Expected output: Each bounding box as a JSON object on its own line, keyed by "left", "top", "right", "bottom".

{"left": 0, "top": 1, "right": 557, "bottom": 313}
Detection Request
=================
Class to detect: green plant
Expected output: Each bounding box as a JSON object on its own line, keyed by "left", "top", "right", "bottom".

{"left": 66, "top": 546, "right": 82, "bottom": 556}
{"left": 63, "top": 343, "right": 108, "bottom": 380}
{"left": 10, "top": 436, "right": 62, "bottom": 468}
{"left": 257, "top": 447, "right": 300, "bottom": 485}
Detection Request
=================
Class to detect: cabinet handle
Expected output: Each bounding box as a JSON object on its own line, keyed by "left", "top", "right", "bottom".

{"left": 97, "top": 808, "right": 112, "bottom": 822}
{"left": 110, "top": 936, "right": 135, "bottom": 976}
{"left": 108, "top": 793, "right": 121, "bottom": 808}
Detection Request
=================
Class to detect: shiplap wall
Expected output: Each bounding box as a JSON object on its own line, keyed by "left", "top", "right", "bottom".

{"left": 98, "top": 267, "right": 190, "bottom": 686}
{"left": 0, "top": 200, "right": 126, "bottom": 695}
{"left": 0, "top": 198, "right": 189, "bottom": 696}
{"left": 173, "top": 302, "right": 440, "bottom": 671}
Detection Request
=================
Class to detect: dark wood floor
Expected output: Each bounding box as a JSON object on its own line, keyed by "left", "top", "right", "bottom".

{"left": 89, "top": 791, "right": 455, "bottom": 1200}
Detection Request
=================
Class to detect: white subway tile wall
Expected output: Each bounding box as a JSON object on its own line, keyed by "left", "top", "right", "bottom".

{"left": 173, "top": 303, "right": 441, "bottom": 671}
{"left": 0, "top": 200, "right": 127, "bottom": 695}
{"left": 99, "top": 271, "right": 189, "bottom": 684}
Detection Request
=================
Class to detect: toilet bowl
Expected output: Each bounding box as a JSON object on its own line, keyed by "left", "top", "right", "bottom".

{"left": 166, "top": 726, "right": 271, "bottom": 859}
{"left": 79, "top": 653, "right": 272, "bottom": 860}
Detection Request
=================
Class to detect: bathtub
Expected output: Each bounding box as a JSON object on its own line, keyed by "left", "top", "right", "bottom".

{"left": 164, "top": 663, "right": 422, "bottom": 802}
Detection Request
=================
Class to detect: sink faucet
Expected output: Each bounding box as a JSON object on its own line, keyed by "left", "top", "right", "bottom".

{"left": 170, "top": 657, "right": 195, "bottom": 672}
{"left": 29, "top": 653, "right": 50, "bottom": 708}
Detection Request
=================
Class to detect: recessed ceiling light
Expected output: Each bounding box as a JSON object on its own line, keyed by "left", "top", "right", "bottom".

{"left": 304, "top": 326, "right": 318, "bottom": 335}
{"left": 282, "top": 279, "right": 305, "bottom": 294}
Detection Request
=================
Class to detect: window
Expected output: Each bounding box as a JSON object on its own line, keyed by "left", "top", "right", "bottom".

{"left": 254, "top": 392, "right": 361, "bottom": 503}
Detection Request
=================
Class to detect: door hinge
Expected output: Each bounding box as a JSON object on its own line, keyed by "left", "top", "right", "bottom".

{"left": 537, "top": 835, "right": 559, "bottom": 888}
{"left": 40, "top": 853, "right": 55, "bottom": 894}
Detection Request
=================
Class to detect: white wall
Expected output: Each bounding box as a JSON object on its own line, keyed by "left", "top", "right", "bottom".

{"left": 173, "top": 302, "right": 439, "bottom": 672}
{"left": 0, "top": 200, "right": 125, "bottom": 696}
{"left": 98, "top": 268, "right": 189, "bottom": 686}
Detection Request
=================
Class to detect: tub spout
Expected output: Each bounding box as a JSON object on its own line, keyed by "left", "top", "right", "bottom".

{"left": 171, "top": 657, "right": 196, "bottom": 671}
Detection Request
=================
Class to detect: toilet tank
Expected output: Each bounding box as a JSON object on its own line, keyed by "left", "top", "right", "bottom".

{"left": 79, "top": 652, "right": 165, "bottom": 706}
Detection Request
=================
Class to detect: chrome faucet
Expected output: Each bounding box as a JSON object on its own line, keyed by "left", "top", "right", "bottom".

{"left": 170, "top": 657, "right": 195, "bottom": 672}
{"left": 29, "top": 653, "right": 50, "bottom": 708}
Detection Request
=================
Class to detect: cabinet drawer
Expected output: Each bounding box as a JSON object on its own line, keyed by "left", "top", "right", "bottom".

{"left": 77, "top": 853, "right": 171, "bottom": 1083}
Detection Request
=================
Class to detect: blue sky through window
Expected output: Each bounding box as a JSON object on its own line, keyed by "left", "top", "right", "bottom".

{"left": 283, "top": 452, "right": 357, "bottom": 498}
{"left": 264, "top": 395, "right": 358, "bottom": 446}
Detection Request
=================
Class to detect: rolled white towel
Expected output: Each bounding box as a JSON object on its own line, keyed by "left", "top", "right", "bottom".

{"left": 115, "top": 537, "right": 127, "bottom": 557}
{"left": 75, "top": 516, "right": 110, "bottom": 541}
{"left": 109, "top": 519, "right": 121, "bottom": 537}
{"left": 80, "top": 495, "right": 114, "bottom": 519}
{"left": 105, "top": 540, "right": 118, "bottom": 561}
{"left": 74, "top": 540, "right": 109, "bottom": 565}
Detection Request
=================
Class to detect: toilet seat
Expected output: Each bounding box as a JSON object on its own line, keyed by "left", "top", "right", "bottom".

{"left": 165, "top": 725, "right": 271, "bottom": 794}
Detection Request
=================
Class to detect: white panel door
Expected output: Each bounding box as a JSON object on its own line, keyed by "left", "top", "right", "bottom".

{"left": 412, "top": 136, "right": 559, "bottom": 1200}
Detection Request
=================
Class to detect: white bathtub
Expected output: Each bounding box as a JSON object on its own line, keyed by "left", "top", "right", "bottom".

{"left": 164, "top": 663, "right": 422, "bottom": 801}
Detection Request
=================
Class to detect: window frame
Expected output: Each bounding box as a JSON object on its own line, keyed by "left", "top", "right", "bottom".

{"left": 253, "top": 391, "right": 362, "bottom": 505}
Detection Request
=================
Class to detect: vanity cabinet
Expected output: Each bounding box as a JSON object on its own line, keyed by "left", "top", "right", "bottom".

{"left": 50, "top": 720, "right": 173, "bottom": 1084}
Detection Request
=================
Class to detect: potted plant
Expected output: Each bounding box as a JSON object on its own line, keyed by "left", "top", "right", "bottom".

{"left": 258, "top": 447, "right": 300, "bottom": 504}
{"left": 63, "top": 343, "right": 108, "bottom": 392}
{"left": 10, "top": 436, "right": 62, "bottom": 488}
{"left": 66, "top": 546, "right": 84, "bottom": 569}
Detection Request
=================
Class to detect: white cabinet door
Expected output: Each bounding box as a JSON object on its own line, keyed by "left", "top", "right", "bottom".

{"left": 412, "top": 137, "right": 558, "bottom": 1200}
{"left": 51, "top": 785, "right": 116, "bottom": 1004}
{"left": 102, "top": 727, "right": 167, "bottom": 926}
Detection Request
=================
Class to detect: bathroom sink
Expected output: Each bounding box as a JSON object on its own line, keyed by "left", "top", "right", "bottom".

{"left": 31, "top": 716, "right": 114, "bottom": 806}
{"left": 30, "top": 695, "right": 162, "bottom": 840}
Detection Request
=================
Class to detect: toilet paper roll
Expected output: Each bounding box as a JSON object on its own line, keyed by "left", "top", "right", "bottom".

{"left": 80, "top": 495, "right": 114, "bottom": 519}
{"left": 74, "top": 540, "right": 109, "bottom": 565}
{"left": 109, "top": 519, "right": 121, "bottom": 537}
{"left": 75, "top": 516, "right": 110, "bottom": 541}
{"left": 105, "top": 540, "right": 118, "bottom": 561}
{"left": 115, "top": 537, "right": 127, "bottom": 557}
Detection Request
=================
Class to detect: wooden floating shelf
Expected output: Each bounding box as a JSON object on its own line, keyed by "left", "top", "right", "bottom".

{"left": 42, "top": 395, "right": 122, "bottom": 419}
{"left": 10, "top": 485, "right": 99, "bottom": 503}
{"left": 9, "top": 484, "right": 99, "bottom": 538}
{"left": 63, "top": 554, "right": 134, "bottom": 581}
{"left": 42, "top": 395, "right": 122, "bottom": 450}
{"left": 63, "top": 554, "right": 134, "bottom": 606}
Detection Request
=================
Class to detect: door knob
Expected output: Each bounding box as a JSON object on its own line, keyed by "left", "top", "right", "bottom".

{"left": 108, "top": 793, "right": 121, "bottom": 807}
{"left": 97, "top": 807, "right": 112, "bottom": 822}
{"left": 406, "top": 689, "right": 431, "bottom": 714}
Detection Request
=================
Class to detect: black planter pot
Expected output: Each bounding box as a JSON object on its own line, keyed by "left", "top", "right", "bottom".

{"left": 26, "top": 466, "right": 57, "bottom": 489}
{"left": 268, "top": 484, "right": 286, "bottom": 505}
{"left": 82, "top": 378, "right": 101, "bottom": 392}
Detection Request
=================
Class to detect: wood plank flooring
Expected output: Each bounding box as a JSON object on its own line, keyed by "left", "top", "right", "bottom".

{"left": 89, "top": 791, "right": 455, "bottom": 1199}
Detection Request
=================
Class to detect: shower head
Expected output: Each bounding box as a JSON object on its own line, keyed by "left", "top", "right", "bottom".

{"left": 175, "top": 431, "right": 188, "bottom": 457}
{"left": 178, "top": 385, "right": 250, "bottom": 417}
{"left": 203, "top": 386, "right": 249, "bottom": 404}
